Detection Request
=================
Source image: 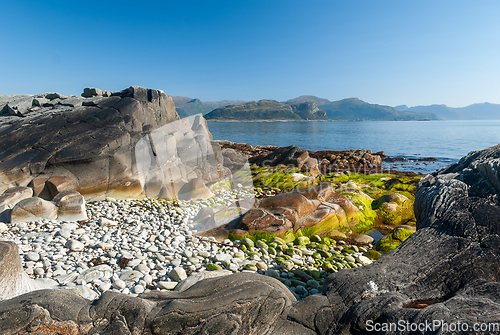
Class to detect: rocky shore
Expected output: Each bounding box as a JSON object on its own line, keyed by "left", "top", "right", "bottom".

{"left": 1, "top": 86, "right": 499, "bottom": 334}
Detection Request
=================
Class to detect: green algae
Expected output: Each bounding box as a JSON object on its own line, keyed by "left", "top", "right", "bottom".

{"left": 376, "top": 228, "right": 415, "bottom": 253}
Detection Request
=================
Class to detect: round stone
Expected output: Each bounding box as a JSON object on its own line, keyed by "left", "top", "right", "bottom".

{"left": 168, "top": 267, "right": 187, "bottom": 282}
{"left": 67, "top": 240, "right": 85, "bottom": 252}
{"left": 136, "top": 263, "right": 150, "bottom": 273}
{"left": 98, "top": 282, "right": 112, "bottom": 292}
{"left": 25, "top": 252, "right": 40, "bottom": 262}
{"left": 295, "top": 285, "right": 308, "bottom": 296}
{"left": 34, "top": 267, "right": 45, "bottom": 276}
{"left": 170, "top": 259, "right": 182, "bottom": 267}
{"left": 158, "top": 281, "right": 177, "bottom": 290}
{"left": 112, "top": 279, "right": 126, "bottom": 290}
{"left": 133, "top": 285, "right": 145, "bottom": 294}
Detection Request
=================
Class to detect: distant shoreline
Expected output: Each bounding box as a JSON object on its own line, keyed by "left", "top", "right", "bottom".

{"left": 206, "top": 119, "right": 334, "bottom": 122}
{"left": 205, "top": 119, "right": 433, "bottom": 122}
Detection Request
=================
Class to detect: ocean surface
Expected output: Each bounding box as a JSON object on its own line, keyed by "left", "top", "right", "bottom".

{"left": 208, "top": 120, "right": 500, "bottom": 173}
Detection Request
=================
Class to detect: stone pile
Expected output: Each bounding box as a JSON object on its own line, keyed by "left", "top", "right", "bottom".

{"left": 0, "top": 186, "right": 87, "bottom": 224}
{"left": 0, "top": 191, "right": 378, "bottom": 304}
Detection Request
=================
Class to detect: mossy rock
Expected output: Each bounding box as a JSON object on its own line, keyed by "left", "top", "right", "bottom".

{"left": 376, "top": 227, "right": 415, "bottom": 253}
{"left": 206, "top": 263, "right": 223, "bottom": 271}
{"left": 372, "top": 193, "right": 414, "bottom": 226}
{"left": 310, "top": 234, "right": 322, "bottom": 243}
{"left": 363, "top": 249, "right": 382, "bottom": 260}
{"left": 294, "top": 236, "right": 310, "bottom": 245}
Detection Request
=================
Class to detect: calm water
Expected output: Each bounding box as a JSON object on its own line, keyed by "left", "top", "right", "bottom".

{"left": 208, "top": 120, "right": 500, "bottom": 173}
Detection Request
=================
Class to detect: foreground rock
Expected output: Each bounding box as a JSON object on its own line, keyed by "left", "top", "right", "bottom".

{"left": 0, "top": 272, "right": 316, "bottom": 334}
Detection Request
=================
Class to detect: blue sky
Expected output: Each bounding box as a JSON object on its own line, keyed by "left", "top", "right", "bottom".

{"left": 1, "top": 0, "right": 499, "bottom": 107}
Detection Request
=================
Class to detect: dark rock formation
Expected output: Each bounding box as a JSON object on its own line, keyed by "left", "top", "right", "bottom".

{"left": 0, "top": 270, "right": 316, "bottom": 334}
{"left": 249, "top": 145, "right": 320, "bottom": 176}
{"left": 319, "top": 143, "right": 500, "bottom": 334}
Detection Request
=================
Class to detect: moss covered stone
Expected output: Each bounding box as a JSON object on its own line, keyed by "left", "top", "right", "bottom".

{"left": 295, "top": 236, "right": 310, "bottom": 245}
{"left": 376, "top": 227, "right": 415, "bottom": 253}
{"left": 363, "top": 249, "right": 382, "bottom": 260}
{"left": 372, "top": 193, "right": 414, "bottom": 226}
{"left": 206, "top": 263, "right": 223, "bottom": 271}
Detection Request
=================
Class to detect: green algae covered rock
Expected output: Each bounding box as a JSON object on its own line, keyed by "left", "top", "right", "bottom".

{"left": 376, "top": 226, "right": 415, "bottom": 253}
{"left": 363, "top": 249, "right": 382, "bottom": 260}
{"left": 206, "top": 263, "right": 223, "bottom": 271}
{"left": 242, "top": 238, "right": 255, "bottom": 248}
{"left": 372, "top": 193, "right": 414, "bottom": 226}
{"left": 294, "top": 236, "right": 310, "bottom": 245}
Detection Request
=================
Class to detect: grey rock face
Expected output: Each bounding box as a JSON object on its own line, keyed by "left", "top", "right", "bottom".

{"left": 0, "top": 86, "right": 239, "bottom": 203}
{"left": 0, "top": 86, "right": 179, "bottom": 199}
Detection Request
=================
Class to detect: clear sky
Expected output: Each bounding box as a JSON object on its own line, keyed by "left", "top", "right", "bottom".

{"left": 1, "top": 0, "right": 499, "bottom": 107}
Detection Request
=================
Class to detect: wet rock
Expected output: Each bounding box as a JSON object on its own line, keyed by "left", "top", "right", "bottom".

{"left": 372, "top": 193, "right": 414, "bottom": 225}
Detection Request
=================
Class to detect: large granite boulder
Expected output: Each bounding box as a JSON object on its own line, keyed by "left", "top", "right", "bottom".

{"left": 0, "top": 86, "right": 230, "bottom": 201}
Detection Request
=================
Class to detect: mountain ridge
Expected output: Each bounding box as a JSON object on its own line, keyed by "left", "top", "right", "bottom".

{"left": 173, "top": 93, "right": 499, "bottom": 121}
{"left": 204, "top": 99, "right": 328, "bottom": 121}
{"left": 395, "top": 102, "right": 500, "bottom": 120}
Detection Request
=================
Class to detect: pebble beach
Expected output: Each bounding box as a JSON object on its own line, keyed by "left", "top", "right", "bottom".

{"left": 0, "top": 189, "right": 375, "bottom": 301}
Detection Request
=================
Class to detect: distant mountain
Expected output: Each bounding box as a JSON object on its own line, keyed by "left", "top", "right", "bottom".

{"left": 394, "top": 105, "right": 408, "bottom": 111}
{"left": 204, "top": 99, "right": 328, "bottom": 121}
{"left": 171, "top": 96, "right": 244, "bottom": 118}
{"left": 402, "top": 102, "right": 500, "bottom": 120}
{"left": 203, "top": 99, "right": 245, "bottom": 110}
{"left": 284, "top": 95, "right": 332, "bottom": 106}
{"left": 285, "top": 96, "right": 438, "bottom": 121}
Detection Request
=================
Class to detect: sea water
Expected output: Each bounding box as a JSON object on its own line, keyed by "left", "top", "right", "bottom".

{"left": 208, "top": 120, "right": 500, "bottom": 173}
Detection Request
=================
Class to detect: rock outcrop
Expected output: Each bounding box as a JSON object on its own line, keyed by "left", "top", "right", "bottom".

{"left": 249, "top": 145, "right": 320, "bottom": 177}
{"left": 0, "top": 86, "right": 230, "bottom": 201}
